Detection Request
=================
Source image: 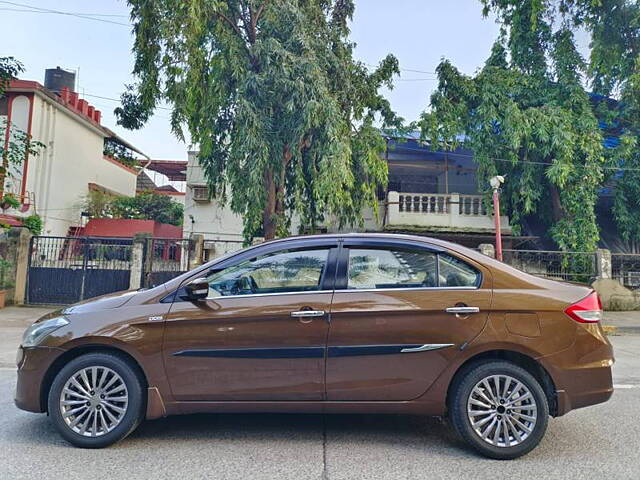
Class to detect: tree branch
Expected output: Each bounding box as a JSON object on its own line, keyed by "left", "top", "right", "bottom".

{"left": 215, "top": 11, "right": 245, "bottom": 41}
{"left": 255, "top": 0, "right": 270, "bottom": 23}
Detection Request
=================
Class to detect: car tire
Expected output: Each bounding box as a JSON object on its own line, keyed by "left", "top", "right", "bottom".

{"left": 47, "top": 352, "right": 145, "bottom": 448}
{"left": 449, "top": 360, "right": 549, "bottom": 460}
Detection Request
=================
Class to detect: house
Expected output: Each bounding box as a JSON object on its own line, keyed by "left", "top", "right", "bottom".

{"left": 1, "top": 67, "right": 144, "bottom": 236}
{"left": 183, "top": 139, "right": 533, "bottom": 255}
{"left": 136, "top": 159, "right": 186, "bottom": 207}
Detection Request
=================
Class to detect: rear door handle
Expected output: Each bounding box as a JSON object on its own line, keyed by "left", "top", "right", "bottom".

{"left": 445, "top": 306, "right": 480, "bottom": 314}
{"left": 290, "top": 310, "right": 326, "bottom": 318}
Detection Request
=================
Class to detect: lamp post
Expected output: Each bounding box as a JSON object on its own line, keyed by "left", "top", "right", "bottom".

{"left": 489, "top": 175, "right": 505, "bottom": 261}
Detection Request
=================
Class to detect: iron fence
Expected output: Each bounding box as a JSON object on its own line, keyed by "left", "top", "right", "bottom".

{"left": 612, "top": 253, "right": 640, "bottom": 289}
{"left": 502, "top": 249, "right": 597, "bottom": 283}
{"left": 144, "top": 238, "right": 193, "bottom": 287}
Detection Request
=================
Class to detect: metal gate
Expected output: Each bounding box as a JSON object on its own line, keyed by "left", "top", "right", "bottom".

{"left": 143, "top": 238, "right": 193, "bottom": 288}
{"left": 27, "top": 236, "right": 134, "bottom": 305}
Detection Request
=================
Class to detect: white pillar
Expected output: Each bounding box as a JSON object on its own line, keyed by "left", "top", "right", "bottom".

{"left": 387, "top": 191, "right": 400, "bottom": 226}
{"left": 129, "top": 241, "right": 144, "bottom": 290}
{"left": 449, "top": 193, "right": 460, "bottom": 227}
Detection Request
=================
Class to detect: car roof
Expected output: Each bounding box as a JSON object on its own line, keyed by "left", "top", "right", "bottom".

{"left": 257, "top": 232, "right": 470, "bottom": 252}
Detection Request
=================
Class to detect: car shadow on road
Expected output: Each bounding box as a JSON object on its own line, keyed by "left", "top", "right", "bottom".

{"left": 8, "top": 410, "right": 467, "bottom": 452}
{"left": 8, "top": 408, "right": 610, "bottom": 464}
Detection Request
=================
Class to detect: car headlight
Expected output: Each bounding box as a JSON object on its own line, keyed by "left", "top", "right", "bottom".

{"left": 22, "top": 317, "right": 69, "bottom": 347}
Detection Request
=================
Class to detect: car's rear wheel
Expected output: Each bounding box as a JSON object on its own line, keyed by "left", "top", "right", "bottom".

{"left": 47, "top": 352, "right": 145, "bottom": 448}
{"left": 449, "top": 360, "right": 549, "bottom": 459}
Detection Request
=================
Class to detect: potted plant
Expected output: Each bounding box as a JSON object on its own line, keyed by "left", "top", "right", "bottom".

{"left": 0, "top": 193, "right": 21, "bottom": 211}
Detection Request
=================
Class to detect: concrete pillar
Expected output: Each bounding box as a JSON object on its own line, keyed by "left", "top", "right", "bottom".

{"left": 387, "top": 191, "right": 400, "bottom": 225}
{"left": 596, "top": 248, "right": 612, "bottom": 280}
{"left": 478, "top": 243, "right": 496, "bottom": 258}
{"left": 449, "top": 193, "right": 460, "bottom": 225}
{"left": 129, "top": 240, "right": 145, "bottom": 290}
{"left": 189, "top": 234, "right": 205, "bottom": 270}
{"left": 13, "top": 229, "right": 32, "bottom": 305}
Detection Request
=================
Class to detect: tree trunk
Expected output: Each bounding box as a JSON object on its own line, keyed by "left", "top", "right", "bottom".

{"left": 549, "top": 184, "right": 564, "bottom": 223}
{"left": 262, "top": 147, "right": 291, "bottom": 240}
{"left": 0, "top": 144, "right": 8, "bottom": 201}
{"left": 263, "top": 168, "right": 277, "bottom": 240}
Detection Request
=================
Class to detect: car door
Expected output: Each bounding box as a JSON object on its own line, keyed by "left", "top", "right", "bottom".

{"left": 326, "top": 239, "right": 491, "bottom": 401}
{"left": 163, "top": 240, "right": 338, "bottom": 401}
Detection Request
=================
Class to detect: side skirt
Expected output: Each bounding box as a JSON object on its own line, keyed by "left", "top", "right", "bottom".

{"left": 160, "top": 399, "right": 444, "bottom": 417}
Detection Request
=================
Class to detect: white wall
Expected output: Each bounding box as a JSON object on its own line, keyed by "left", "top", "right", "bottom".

{"left": 183, "top": 151, "right": 245, "bottom": 241}
{"left": 183, "top": 151, "right": 384, "bottom": 240}
{"left": 11, "top": 93, "right": 137, "bottom": 236}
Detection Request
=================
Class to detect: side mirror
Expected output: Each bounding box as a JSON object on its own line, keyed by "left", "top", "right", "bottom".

{"left": 182, "top": 277, "right": 209, "bottom": 301}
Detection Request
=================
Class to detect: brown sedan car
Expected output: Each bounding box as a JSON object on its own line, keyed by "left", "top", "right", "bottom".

{"left": 15, "top": 234, "right": 613, "bottom": 459}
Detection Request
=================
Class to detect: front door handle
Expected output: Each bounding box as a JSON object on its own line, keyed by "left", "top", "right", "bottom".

{"left": 445, "top": 306, "right": 480, "bottom": 314}
{"left": 290, "top": 310, "right": 326, "bottom": 318}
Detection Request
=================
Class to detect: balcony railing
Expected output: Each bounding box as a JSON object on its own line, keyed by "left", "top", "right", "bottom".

{"left": 387, "top": 191, "right": 510, "bottom": 233}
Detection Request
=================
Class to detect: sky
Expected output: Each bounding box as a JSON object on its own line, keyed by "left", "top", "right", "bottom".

{"left": 0, "top": 0, "right": 500, "bottom": 161}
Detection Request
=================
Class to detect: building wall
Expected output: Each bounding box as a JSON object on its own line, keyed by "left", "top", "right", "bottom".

{"left": 4, "top": 92, "right": 137, "bottom": 236}
{"left": 183, "top": 151, "right": 383, "bottom": 242}
{"left": 183, "top": 151, "right": 245, "bottom": 241}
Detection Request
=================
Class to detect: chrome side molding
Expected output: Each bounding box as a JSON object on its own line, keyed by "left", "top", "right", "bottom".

{"left": 400, "top": 344, "right": 455, "bottom": 353}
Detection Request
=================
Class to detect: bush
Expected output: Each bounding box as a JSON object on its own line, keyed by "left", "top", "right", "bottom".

{"left": 83, "top": 191, "right": 183, "bottom": 226}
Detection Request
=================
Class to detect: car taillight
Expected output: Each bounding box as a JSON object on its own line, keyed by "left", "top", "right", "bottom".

{"left": 564, "top": 291, "right": 603, "bottom": 323}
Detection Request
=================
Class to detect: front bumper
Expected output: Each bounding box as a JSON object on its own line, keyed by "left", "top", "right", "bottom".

{"left": 14, "top": 346, "right": 65, "bottom": 413}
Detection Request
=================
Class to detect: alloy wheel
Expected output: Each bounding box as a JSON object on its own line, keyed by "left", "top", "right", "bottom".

{"left": 59, "top": 366, "right": 129, "bottom": 437}
{"left": 466, "top": 374, "right": 538, "bottom": 448}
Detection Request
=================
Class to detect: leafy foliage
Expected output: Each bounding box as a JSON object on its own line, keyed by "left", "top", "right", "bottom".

{"left": 110, "top": 192, "right": 184, "bottom": 226}
{"left": 0, "top": 193, "right": 20, "bottom": 210}
{"left": 420, "top": 0, "right": 627, "bottom": 252}
{"left": 103, "top": 138, "right": 139, "bottom": 169}
{"left": 22, "top": 214, "right": 43, "bottom": 235}
{"left": 0, "top": 57, "right": 23, "bottom": 92}
{"left": 84, "top": 190, "right": 184, "bottom": 227}
{"left": 117, "top": 0, "right": 403, "bottom": 240}
{"left": 611, "top": 56, "right": 640, "bottom": 251}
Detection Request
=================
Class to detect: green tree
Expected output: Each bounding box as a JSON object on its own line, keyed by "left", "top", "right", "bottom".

{"left": 116, "top": 0, "right": 402, "bottom": 241}
{"left": 611, "top": 57, "right": 640, "bottom": 251}
{"left": 83, "top": 190, "right": 184, "bottom": 226}
{"left": 110, "top": 192, "right": 184, "bottom": 227}
{"left": 0, "top": 57, "right": 44, "bottom": 202}
{"left": 421, "top": 1, "right": 608, "bottom": 252}
{"left": 568, "top": 0, "right": 640, "bottom": 252}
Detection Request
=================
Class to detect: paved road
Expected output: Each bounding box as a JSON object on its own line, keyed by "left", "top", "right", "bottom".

{"left": 1, "top": 311, "right": 639, "bottom": 479}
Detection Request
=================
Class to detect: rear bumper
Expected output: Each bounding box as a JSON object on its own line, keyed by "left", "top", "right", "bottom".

{"left": 541, "top": 325, "right": 614, "bottom": 416}
{"left": 554, "top": 365, "right": 613, "bottom": 416}
{"left": 14, "top": 346, "right": 65, "bottom": 413}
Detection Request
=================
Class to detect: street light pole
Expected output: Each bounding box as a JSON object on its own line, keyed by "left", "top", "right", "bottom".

{"left": 489, "top": 176, "right": 505, "bottom": 261}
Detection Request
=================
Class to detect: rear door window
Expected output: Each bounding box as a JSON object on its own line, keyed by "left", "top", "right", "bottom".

{"left": 347, "top": 248, "right": 438, "bottom": 289}
{"left": 438, "top": 253, "right": 481, "bottom": 287}
{"left": 345, "top": 247, "right": 480, "bottom": 290}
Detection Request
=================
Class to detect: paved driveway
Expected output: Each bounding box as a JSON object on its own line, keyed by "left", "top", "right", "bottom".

{"left": 1, "top": 308, "right": 639, "bottom": 479}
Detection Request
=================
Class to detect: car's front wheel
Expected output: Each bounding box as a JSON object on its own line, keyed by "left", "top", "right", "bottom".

{"left": 47, "top": 352, "right": 145, "bottom": 448}
{"left": 449, "top": 360, "right": 549, "bottom": 459}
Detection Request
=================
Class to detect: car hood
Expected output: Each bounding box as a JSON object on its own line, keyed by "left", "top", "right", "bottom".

{"left": 61, "top": 289, "right": 140, "bottom": 314}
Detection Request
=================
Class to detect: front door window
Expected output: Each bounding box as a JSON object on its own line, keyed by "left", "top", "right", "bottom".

{"left": 206, "top": 248, "right": 330, "bottom": 297}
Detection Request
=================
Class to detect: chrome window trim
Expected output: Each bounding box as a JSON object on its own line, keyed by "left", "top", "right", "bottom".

{"left": 333, "top": 286, "right": 479, "bottom": 294}
{"left": 205, "top": 289, "right": 334, "bottom": 301}
{"left": 204, "top": 285, "right": 478, "bottom": 300}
